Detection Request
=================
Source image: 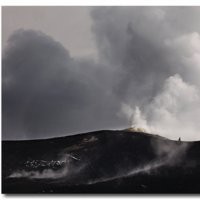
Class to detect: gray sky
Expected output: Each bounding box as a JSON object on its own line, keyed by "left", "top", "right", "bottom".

{"left": 2, "top": 7, "right": 97, "bottom": 58}
{"left": 2, "top": 7, "right": 200, "bottom": 141}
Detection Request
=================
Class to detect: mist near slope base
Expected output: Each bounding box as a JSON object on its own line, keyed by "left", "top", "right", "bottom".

{"left": 87, "top": 138, "right": 189, "bottom": 185}
{"left": 8, "top": 154, "right": 86, "bottom": 180}
{"left": 7, "top": 136, "right": 189, "bottom": 186}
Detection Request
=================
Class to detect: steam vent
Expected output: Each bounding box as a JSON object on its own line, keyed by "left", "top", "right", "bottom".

{"left": 126, "top": 127, "right": 147, "bottom": 133}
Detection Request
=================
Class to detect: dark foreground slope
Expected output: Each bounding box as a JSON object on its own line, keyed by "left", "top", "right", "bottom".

{"left": 2, "top": 130, "right": 200, "bottom": 193}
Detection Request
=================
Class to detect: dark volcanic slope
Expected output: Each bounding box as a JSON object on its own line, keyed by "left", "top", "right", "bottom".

{"left": 2, "top": 130, "right": 200, "bottom": 193}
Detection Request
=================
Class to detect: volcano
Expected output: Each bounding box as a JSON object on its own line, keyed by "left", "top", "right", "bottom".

{"left": 2, "top": 129, "right": 200, "bottom": 193}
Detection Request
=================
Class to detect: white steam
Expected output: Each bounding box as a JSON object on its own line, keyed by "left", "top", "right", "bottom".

{"left": 121, "top": 74, "right": 200, "bottom": 141}
{"left": 92, "top": 7, "right": 200, "bottom": 141}
{"left": 8, "top": 168, "right": 68, "bottom": 179}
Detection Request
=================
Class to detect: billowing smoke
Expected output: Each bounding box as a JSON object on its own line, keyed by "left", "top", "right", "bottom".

{"left": 3, "top": 7, "right": 200, "bottom": 140}
{"left": 121, "top": 74, "right": 200, "bottom": 140}
{"left": 2, "top": 29, "right": 123, "bottom": 140}
{"left": 91, "top": 7, "right": 200, "bottom": 141}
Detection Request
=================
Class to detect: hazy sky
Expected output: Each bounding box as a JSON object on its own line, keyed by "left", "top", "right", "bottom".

{"left": 2, "top": 7, "right": 97, "bottom": 58}
{"left": 2, "top": 7, "right": 200, "bottom": 141}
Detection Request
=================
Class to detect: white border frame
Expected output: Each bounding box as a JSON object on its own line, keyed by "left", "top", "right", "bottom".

{"left": 2, "top": 0, "right": 200, "bottom": 6}
{"left": 1, "top": 1, "right": 200, "bottom": 199}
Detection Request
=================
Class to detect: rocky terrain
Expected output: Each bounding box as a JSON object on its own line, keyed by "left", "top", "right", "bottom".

{"left": 2, "top": 129, "right": 200, "bottom": 193}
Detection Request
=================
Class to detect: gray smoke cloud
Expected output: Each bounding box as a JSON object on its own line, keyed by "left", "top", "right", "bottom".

{"left": 3, "top": 7, "right": 200, "bottom": 140}
{"left": 2, "top": 29, "right": 123, "bottom": 140}
{"left": 91, "top": 7, "right": 200, "bottom": 141}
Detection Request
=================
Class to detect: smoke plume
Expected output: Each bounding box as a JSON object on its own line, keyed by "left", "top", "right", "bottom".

{"left": 3, "top": 7, "right": 200, "bottom": 140}
{"left": 92, "top": 7, "right": 200, "bottom": 141}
